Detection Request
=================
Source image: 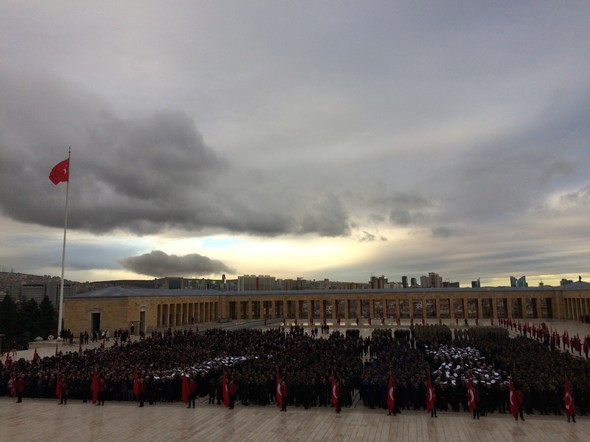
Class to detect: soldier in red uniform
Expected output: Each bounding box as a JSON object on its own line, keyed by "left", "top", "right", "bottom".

{"left": 188, "top": 376, "right": 197, "bottom": 408}
{"left": 228, "top": 378, "right": 237, "bottom": 409}
{"left": 564, "top": 379, "right": 576, "bottom": 423}
{"left": 137, "top": 376, "right": 146, "bottom": 407}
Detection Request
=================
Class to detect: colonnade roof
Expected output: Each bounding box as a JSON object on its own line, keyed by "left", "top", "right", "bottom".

{"left": 68, "top": 287, "right": 220, "bottom": 299}
{"left": 67, "top": 284, "right": 590, "bottom": 300}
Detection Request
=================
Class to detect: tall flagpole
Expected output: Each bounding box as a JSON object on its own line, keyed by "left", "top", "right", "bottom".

{"left": 57, "top": 147, "right": 71, "bottom": 339}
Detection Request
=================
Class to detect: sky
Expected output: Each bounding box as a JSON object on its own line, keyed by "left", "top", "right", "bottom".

{"left": 1, "top": 1, "right": 589, "bottom": 287}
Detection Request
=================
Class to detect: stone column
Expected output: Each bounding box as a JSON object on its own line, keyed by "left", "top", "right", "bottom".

{"left": 435, "top": 298, "right": 441, "bottom": 321}
{"left": 344, "top": 299, "right": 350, "bottom": 320}
{"left": 461, "top": 298, "right": 469, "bottom": 319}
{"left": 477, "top": 298, "right": 483, "bottom": 320}
{"left": 449, "top": 299, "right": 455, "bottom": 321}
{"left": 491, "top": 298, "right": 498, "bottom": 319}
{"left": 295, "top": 300, "right": 301, "bottom": 320}
{"left": 332, "top": 300, "right": 338, "bottom": 320}
{"left": 356, "top": 298, "right": 362, "bottom": 318}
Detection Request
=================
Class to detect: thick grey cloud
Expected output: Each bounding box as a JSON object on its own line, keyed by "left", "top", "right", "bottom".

{"left": 120, "top": 250, "right": 234, "bottom": 278}
{"left": 0, "top": 65, "right": 351, "bottom": 237}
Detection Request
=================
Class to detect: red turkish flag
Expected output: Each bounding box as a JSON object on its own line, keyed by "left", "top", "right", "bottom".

{"left": 49, "top": 158, "right": 70, "bottom": 185}
{"left": 181, "top": 375, "right": 189, "bottom": 404}
{"left": 509, "top": 379, "right": 518, "bottom": 418}
{"left": 426, "top": 376, "right": 435, "bottom": 412}
{"left": 387, "top": 374, "right": 395, "bottom": 414}
{"left": 222, "top": 373, "right": 230, "bottom": 407}
{"left": 133, "top": 372, "right": 139, "bottom": 396}
{"left": 331, "top": 375, "right": 339, "bottom": 408}
{"left": 467, "top": 378, "right": 476, "bottom": 412}
{"left": 564, "top": 377, "right": 576, "bottom": 416}
{"left": 276, "top": 373, "right": 283, "bottom": 408}
{"left": 11, "top": 372, "right": 17, "bottom": 397}
{"left": 91, "top": 371, "right": 99, "bottom": 404}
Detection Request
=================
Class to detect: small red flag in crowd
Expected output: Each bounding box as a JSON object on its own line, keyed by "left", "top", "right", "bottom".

{"left": 467, "top": 378, "right": 476, "bottom": 412}
{"left": 11, "top": 372, "right": 17, "bottom": 397}
{"left": 91, "top": 371, "right": 99, "bottom": 404}
{"left": 509, "top": 379, "right": 518, "bottom": 418}
{"left": 222, "top": 373, "right": 230, "bottom": 407}
{"left": 133, "top": 372, "right": 139, "bottom": 396}
{"left": 426, "top": 375, "right": 435, "bottom": 413}
{"left": 387, "top": 374, "right": 395, "bottom": 415}
{"left": 181, "top": 374, "right": 189, "bottom": 404}
{"left": 331, "top": 374, "right": 338, "bottom": 408}
{"left": 276, "top": 373, "right": 283, "bottom": 409}
{"left": 564, "top": 377, "right": 576, "bottom": 417}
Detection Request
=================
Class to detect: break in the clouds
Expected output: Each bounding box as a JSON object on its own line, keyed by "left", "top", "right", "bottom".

{"left": 120, "top": 250, "right": 234, "bottom": 278}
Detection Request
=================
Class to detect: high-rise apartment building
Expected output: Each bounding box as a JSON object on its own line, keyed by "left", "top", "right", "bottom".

{"left": 420, "top": 272, "right": 443, "bottom": 288}
{"left": 238, "top": 275, "right": 277, "bottom": 291}
{"left": 369, "top": 275, "right": 388, "bottom": 289}
{"left": 402, "top": 276, "right": 408, "bottom": 288}
{"left": 510, "top": 276, "right": 527, "bottom": 288}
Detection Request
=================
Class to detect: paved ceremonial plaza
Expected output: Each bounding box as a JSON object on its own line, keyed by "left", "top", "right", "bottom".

{"left": 2, "top": 319, "right": 589, "bottom": 442}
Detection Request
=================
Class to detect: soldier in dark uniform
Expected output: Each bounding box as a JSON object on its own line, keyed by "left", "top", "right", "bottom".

{"left": 16, "top": 374, "right": 25, "bottom": 403}
{"left": 59, "top": 375, "right": 68, "bottom": 405}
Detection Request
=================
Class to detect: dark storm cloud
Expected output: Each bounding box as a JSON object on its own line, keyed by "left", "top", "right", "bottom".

{"left": 120, "top": 250, "right": 234, "bottom": 277}
{"left": 383, "top": 192, "right": 432, "bottom": 227}
{"left": 0, "top": 66, "right": 351, "bottom": 238}
{"left": 297, "top": 194, "right": 350, "bottom": 237}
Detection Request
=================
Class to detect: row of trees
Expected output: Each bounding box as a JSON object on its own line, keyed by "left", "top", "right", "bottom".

{"left": 0, "top": 295, "right": 57, "bottom": 351}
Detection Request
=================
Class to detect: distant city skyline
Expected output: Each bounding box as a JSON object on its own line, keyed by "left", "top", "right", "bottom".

{"left": 1, "top": 3, "right": 589, "bottom": 289}
{"left": 0, "top": 268, "right": 583, "bottom": 291}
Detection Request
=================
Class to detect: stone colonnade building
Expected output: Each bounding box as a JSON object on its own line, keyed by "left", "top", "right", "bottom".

{"left": 63, "top": 282, "right": 590, "bottom": 335}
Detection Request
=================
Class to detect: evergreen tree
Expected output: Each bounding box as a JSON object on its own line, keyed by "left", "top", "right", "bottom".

{"left": 18, "top": 298, "right": 41, "bottom": 339}
{"left": 39, "top": 295, "right": 57, "bottom": 338}
{"left": 0, "top": 294, "right": 17, "bottom": 335}
{"left": 0, "top": 294, "right": 18, "bottom": 351}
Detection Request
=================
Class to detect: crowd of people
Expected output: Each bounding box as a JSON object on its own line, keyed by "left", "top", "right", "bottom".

{"left": 0, "top": 323, "right": 588, "bottom": 422}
